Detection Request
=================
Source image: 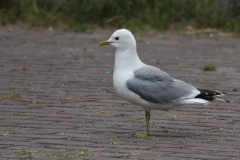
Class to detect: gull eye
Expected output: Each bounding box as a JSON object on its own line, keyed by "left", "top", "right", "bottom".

{"left": 115, "top": 37, "right": 119, "bottom": 40}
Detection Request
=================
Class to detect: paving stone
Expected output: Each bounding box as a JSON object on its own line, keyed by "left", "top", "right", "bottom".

{"left": 0, "top": 29, "right": 240, "bottom": 159}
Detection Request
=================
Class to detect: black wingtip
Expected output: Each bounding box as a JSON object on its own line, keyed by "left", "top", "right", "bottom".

{"left": 219, "top": 91, "right": 226, "bottom": 95}
{"left": 196, "top": 89, "right": 227, "bottom": 102}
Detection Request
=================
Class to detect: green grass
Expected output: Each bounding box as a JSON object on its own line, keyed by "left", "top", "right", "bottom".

{"left": 78, "top": 105, "right": 87, "bottom": 108}
{"left": 0, "top": 126, "right": 21, "bottom": 137}
{"left": 201, "top": 65, "right": 216, "bottom": 71}
{"left": 6, "top": 113, "right": 17, "bottom": 116}
{"left": 46, "top": 151, "right": 88, "bottom": 159}
{"left": 17, "top": 148, "right": 88, "bottom": 159}
{"left": 1, "top": 92, "right": 22, "bottom": 99}
{"left": 1, "top": 0, "right": 240, "bottom": 33}
{"left": 18, "top": 148, "right": 40, "bottom": 159}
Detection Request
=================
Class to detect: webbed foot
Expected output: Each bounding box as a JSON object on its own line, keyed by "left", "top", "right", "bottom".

{"left": 134, "top": 133, "right": 155, "bottom": 139}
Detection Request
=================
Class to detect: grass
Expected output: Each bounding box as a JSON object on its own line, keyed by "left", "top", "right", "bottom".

{"left": 195, "top": 133, "right": 203, "bottom": 136}
{"left": 77, "top": 105, "right": 87, "bottom": 108}
{"left": 201, "top": 65, "right": 216, "bottom": 71}
{"left": 168, "top": 113, "right": 187, "bottom": 121}
{"left": 108, "top": 136, "right": 116, "bottom": 140}
{"left": 0, "top": 130, "right": 11, "bottom": 136}
{"left": 0, "top": 126, "right": 21, "bottom": 137}
{"left": 95, "top": 107, "right": 108, "bottom": 113}
{"left": 6, "top": 113, "right": 17, "bottom": 116}
{"left": 1, "top": 92, "right": 22, "bottom": 99}
{"left": 18, "top": 148, "right": 40, "bottom": 159}
{"left": 46, "top": 151, "right": 88, "bottom": 159}
{"left": 1, "top": 0, "right": 240, "bottom": 33}
{"left": 17, "top": 148, "right": 88, "bottom": 159}
{"left": 9, "top": 66, "right": 27, "bottom": 72}
{"left": 131, "top": 150, "right": 141, "bottom": 156}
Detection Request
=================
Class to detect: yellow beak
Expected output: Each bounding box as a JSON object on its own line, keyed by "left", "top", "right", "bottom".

{"left": 98, "top": 41, "right": 113, "bottom": 46}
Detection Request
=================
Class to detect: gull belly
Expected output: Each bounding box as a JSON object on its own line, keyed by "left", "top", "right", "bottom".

{"left": 113, "top": 68, "right": 177, "bottom": 111}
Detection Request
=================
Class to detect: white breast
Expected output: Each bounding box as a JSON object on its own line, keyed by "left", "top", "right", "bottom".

{"left": 113, "top": 69, "right": 133, "bottom": 100}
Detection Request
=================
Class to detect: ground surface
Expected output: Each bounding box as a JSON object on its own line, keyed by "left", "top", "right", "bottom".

{"left": 1, "top": 29, "right": 240, "bottom": 160}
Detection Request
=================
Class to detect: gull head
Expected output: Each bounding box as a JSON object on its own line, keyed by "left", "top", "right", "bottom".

{"left": 98, "top": 29, "right": 136, "bottom": 50}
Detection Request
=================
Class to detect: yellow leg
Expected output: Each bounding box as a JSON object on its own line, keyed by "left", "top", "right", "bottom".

{"left": 135, "top": 110, "right": 155, "bottom": 139}
{"left": 145, "top": 109, "right": 150, "bottom": 135}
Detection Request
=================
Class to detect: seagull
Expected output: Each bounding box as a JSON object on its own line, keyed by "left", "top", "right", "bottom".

{"left": 98, "top": 29, "right": 229, "bottom": 137}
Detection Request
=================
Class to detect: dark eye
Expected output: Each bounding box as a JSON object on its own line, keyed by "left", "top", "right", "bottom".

{"left": 115, "top": 37, "right": 119, "bottom": 40}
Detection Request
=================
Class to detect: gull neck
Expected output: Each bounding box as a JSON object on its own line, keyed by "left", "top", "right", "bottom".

{"left": 114, "top": 48, "right": 143, "bottom": 71}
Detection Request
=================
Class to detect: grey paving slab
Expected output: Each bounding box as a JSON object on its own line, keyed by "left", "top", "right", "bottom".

{"left": 0, "top": 29, "right": 240, "bottom": 159}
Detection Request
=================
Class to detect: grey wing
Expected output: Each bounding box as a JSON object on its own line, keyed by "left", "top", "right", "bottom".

{"left": 126, "top": 66, "right": 199, "bottom": 104}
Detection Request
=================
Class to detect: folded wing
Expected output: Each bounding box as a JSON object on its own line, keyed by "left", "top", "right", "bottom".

{"left": 126, "top": 66, "right": 200, "bottom": 104}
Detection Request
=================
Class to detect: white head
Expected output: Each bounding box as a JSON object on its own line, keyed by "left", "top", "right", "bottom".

{"left": 98, "top": 29, "right": 136, "bottom": 51}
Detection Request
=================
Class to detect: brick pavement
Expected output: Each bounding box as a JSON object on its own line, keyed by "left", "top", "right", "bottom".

{"left": 0, "top": 29, "right": 240, "bottom": 159}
